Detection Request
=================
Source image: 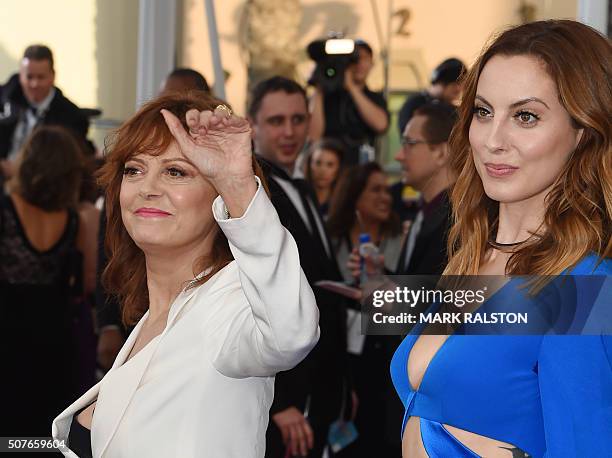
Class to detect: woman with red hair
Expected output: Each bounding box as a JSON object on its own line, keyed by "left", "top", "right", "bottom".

{"left": 52, "top": 93, "right": 319, "bottom": 457}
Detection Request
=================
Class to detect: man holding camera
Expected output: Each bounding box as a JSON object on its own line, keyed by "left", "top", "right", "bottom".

{"left": 309, "top": 40, "right": 389, "bottom": 165}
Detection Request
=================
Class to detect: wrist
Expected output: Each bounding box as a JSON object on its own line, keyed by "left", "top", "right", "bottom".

{"left": 347, "top": 84, "right": 360, "bottom": 95}
{"left": 216, "top": 175, "right": 259, "bottom": 219}
{"left": 212, "top": 174, "right": 255, "bottom": 195}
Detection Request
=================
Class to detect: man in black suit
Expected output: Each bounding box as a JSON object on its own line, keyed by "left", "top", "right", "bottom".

{"left": 344, "top": 102, "right": 457, "bottom": 457}
{"left": 394, "top": 101, "right": 457, "bottom": 275}
{"left": 248, "top": 76, "right": 350, "bottom": 458}
{"left": 391, "top": 58, "right": 465, "bottom": 226}
{"left": 343, "top": 102, "right": 457, "bottom": 457}
{"left": 0, "top": 44, "right": 89, "bottom": 178}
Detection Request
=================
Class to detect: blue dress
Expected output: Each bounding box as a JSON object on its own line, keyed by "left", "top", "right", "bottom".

{"left": 390, "top": 255, "right": 612, "bottom": 457}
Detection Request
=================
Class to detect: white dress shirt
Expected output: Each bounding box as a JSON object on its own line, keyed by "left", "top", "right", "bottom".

{"left": 271, "top": 175, "right": 332, "bottom": 258}
{"left": 9, "top": 88, "right": 56, "bottom": 159}
{"left": 52, "top": 177, "right": 320, "bottom": 457}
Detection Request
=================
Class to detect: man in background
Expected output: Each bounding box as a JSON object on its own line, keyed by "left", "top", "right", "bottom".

{"left": 0, "top": 44, "right": 89, "bottom": 179}
{"left": 395, "top": 101, "right": 457, "bottom": 275}
{"left": 345, "top": 102, "right": 457, "bottom": 457}
{"left": 391, "top": 57, "right": 465, "bottom": 224}
{"left": 159, "top": 68, "right": 211, "bottom": 95}
{"left": 249, "top": 76, "right": 351, "bottom": 458}
{"left": 397, "top": 57, "right": 465, "bottom": 135}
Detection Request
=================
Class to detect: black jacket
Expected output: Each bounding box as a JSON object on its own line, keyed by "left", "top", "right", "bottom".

{"left": 0, "top": 73, "right": 89, "bottom": 158}
{"left": 257, "top": 158, "right": 350, "bottom": 425}
{"left": 396, "top": 192, "right": 451, "bottom": 276}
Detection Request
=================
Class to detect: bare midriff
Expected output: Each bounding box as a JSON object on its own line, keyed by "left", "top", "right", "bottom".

{"left": 402, "top": 416, "right": 522, "bottom": 457}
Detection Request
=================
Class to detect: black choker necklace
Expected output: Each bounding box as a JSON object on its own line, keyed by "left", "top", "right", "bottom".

{"left": 488, "top": 238, "right": 528, "bottom": 250}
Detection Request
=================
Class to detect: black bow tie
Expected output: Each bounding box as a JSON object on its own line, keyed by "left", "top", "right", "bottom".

{"left": 256, "top": 155, "right": 314, "bottom": 197}
{"left": 292, "top": 177, "right": 310, "bottom": 193}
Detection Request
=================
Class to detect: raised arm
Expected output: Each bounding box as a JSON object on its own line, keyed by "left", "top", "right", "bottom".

{"left": 308, "top": 86, "right": 325, "bottom": 141}
{"left": 161, "top": 106, "right": 320, "bottom": 377}
{"left": 344, "top": 67, "right": 389, "bottom": 134}
{"left": 211, "top": 179, "right": 320, "bottom": 376}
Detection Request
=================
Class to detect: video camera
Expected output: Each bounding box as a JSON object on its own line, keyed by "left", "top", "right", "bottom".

{"left": 307, "top": 35, "right": 360, "bottom": 94}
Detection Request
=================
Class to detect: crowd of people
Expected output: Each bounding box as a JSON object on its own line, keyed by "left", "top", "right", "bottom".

{"left": 0, "top": 17, "right": 610, "bottom": 458}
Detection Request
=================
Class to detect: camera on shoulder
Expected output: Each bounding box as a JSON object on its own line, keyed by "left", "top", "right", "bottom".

{"left": 307, "top": 34, "right": 359, "bottom": 94}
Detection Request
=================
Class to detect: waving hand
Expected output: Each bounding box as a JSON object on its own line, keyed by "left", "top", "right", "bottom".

{"left": 161, "top": 105, "right": 257, "bottom": 217}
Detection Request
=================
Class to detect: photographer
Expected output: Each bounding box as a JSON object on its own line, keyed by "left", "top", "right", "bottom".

{"left": 309, "top": 40, "right": 389, "bottom": 165}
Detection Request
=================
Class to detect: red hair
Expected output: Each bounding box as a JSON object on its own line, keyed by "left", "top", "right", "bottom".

{"left": 98, "top": 91, "right": 267, "bottom": 325}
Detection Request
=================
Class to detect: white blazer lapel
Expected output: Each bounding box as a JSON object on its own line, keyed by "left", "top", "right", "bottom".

{"left": 92, "top": 312, "right": 150, "bottom": 457}
{"left": 50, "top": 318, "right": 148, "bottom": 457}
{"left": 94, "top": 286, "right": 201, "bottom": 457}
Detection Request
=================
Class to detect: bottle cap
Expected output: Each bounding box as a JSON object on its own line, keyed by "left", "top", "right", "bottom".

{"left": 358, "top": 233, "right": 371, "bottom": 244}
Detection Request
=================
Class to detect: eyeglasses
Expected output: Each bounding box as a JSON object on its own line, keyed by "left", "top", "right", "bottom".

{"left": 400, "top": 137, "right": 429, "bottom": 147}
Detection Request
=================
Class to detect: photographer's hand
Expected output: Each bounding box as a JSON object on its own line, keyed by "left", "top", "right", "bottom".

{"left": 344, "top": 66, "right": 358, "bottom": 93}
{"left": 308, "top": 86, "right": 325, "bottom": 141}
{"left": 342, "top": 70, "right": 389, "bottom": 134}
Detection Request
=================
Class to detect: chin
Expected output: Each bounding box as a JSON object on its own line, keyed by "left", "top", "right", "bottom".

{"left": 278, "top": 153, "right": 298, "bottom": 168}
{"left": 401, "top": 172, "right": 416, "bottom": 187}
{"left": 127, "top": 227, "right": 173, "bottom": 249}
{"left": 481, "top": 185, "right": 531, "bottom": 204}
{"left": 131, "top": 235, "right": 170, "bottom": 250}
{"left": 374, "top": 211, "right": 391, "bottom": 223}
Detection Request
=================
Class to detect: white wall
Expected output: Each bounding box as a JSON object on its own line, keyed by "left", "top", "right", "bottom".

{"left": 0, "top": 0, "right": 139, "bottom": 134}
{"left": 180, "top": 0, "right": 578, "bottom": 114}
{"left": 0, "top": 0, "right": 98, "bottom": 108}
{"left": 0, "top": 0, "right": 579, "bottom": 125}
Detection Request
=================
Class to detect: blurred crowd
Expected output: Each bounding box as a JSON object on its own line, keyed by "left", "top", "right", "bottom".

{"left": 0, "top": 42, "right": 464, "bottom": 457}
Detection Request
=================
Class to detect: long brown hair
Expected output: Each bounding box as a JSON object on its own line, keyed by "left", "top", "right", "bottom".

{"left": 304, "top": 137, "right": 346, "bottom": 187}
{"left": 445, "top": 20, "right": 611, "bottom": 275}
{"left": 98, "top": 91, "right": 267, "bottom": 325}
{"left": 327, "top": 162, "right": 400, "bottom": 240}
{"left": 10, "top": 125, "right": 84, "bottom": 211}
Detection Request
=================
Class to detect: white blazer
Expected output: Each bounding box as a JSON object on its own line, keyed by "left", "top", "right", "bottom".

{"left": 52, "top": 179, "right": 320, "bottom": 457}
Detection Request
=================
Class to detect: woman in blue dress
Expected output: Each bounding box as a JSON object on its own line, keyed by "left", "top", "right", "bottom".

{"left": 391, "top": 20, "right": 611, "bottom": 457}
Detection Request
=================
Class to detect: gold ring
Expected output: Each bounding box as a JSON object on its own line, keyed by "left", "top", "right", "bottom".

{"left": 215, "top": 104, "right": 233, "bottom": 117}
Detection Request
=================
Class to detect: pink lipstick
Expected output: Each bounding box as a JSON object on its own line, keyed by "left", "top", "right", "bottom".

{"left": 484, "top": 163, "right": 518, "bottom": 177}
{"left": 135, "top": 207, "right": 172, "bottom": 217}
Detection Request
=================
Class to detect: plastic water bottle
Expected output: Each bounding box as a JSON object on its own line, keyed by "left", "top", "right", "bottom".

{"left": 358, "top": 144, "right": 375, "bottom": 164}
{"left": 358, "top": 233, "right": 380, "bottom": 284}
